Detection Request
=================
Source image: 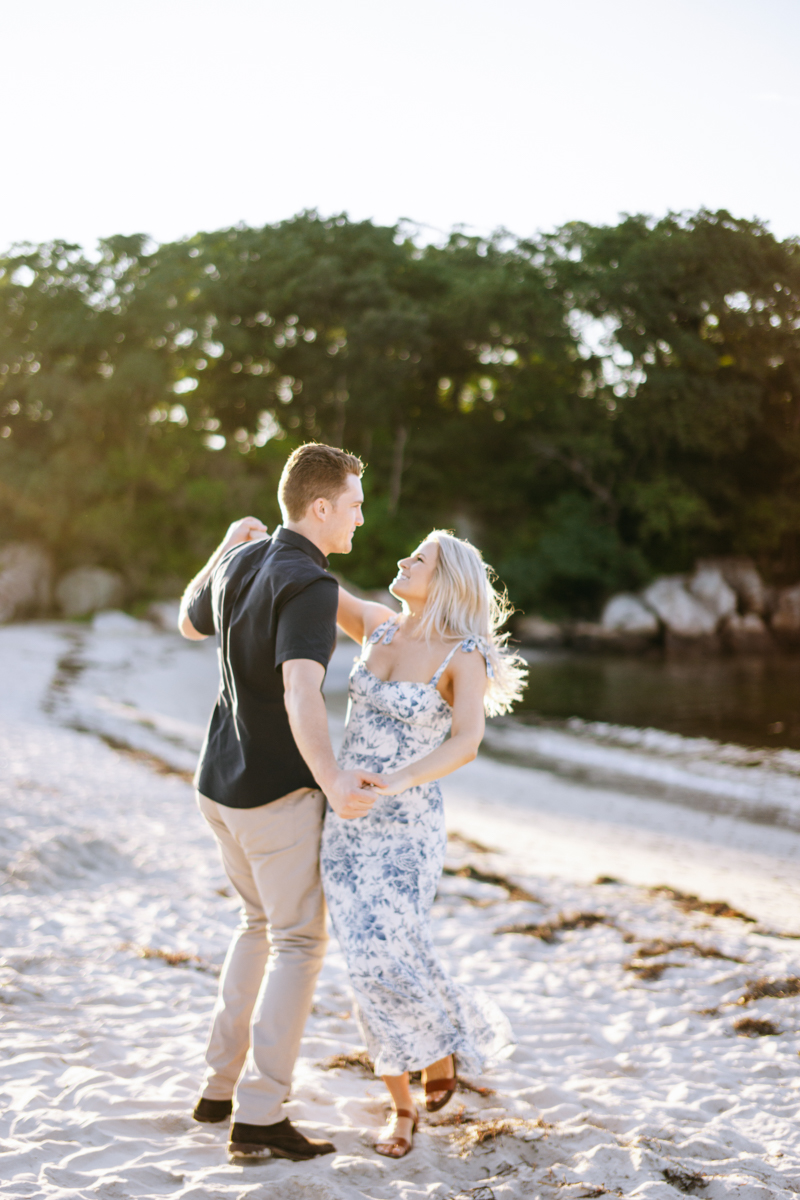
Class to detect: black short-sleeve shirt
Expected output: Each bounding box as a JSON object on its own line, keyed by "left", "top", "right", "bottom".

{"left": 187, "top": 525, "right": 338, "bottom": 808}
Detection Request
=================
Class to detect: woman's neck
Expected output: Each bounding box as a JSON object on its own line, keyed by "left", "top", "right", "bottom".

{"left": 400, "top": 608, "right": 423, "bottom": 638}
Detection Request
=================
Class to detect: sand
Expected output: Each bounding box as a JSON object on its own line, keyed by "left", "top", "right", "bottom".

{"left": 2, "top": 618, "right": 800, "bottom": 1199}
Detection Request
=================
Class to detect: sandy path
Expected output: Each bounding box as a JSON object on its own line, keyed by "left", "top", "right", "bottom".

{"left": 2, "top": 622, "right": 800, "bottom": 1199}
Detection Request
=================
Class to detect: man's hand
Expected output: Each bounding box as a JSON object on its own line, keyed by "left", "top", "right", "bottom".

{"left": 324, "top": 768, "right": 383, "bottom": 820}
{"left": 221, "top": 516, "right": 268, "bottom": 553}
{"left": 283, "top": 658, "right": 384, "bottom": 821}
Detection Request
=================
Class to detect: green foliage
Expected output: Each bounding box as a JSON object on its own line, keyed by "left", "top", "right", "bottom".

{"left": 1, "top": 209, "right": 799, "bottom": 614}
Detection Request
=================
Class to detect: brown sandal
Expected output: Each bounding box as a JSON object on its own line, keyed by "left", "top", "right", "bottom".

{"left": 375, "top": 1107, "right": 418, "bottom": 1158}
{"left": 424, "top": 1054, "right": 458, "bottom": 1113}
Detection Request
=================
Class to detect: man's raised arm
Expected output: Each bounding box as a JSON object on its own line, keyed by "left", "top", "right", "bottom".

{"left": 178, "top": 516, "right": 267, "bottom": 640}
{"left": 282, "top": 658, "right": 381, "bottom": 820}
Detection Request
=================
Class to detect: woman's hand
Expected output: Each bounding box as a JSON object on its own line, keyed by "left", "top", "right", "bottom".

{"left": 371, "top": 769, "right": 413, "bottom": 797}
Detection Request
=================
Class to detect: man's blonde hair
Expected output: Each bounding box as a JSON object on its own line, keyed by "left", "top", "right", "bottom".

{"left": 278, "top": 443, "right": 363, "bottom": 522}
{"left": 411, "top": 530, "right": 528, "bottom": 717}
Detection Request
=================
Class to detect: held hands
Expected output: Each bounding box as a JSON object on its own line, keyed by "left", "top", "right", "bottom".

{"left": 222, "top": 516, "right": 268, "bottom": 552}
{"left": 367, "top": 769, "right": 411, "bottom": 797}
{"left": 326, "top": 768, "right": 384, "bottom": 820}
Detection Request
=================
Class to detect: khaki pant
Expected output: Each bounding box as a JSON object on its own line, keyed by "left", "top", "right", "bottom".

{"left": 197, "top": 788, "right": 327, "bottom": 1125}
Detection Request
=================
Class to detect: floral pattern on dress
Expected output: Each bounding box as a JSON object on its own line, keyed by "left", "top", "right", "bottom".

{"left": 320, "top": 617, "right": 515, "bottom": 1077}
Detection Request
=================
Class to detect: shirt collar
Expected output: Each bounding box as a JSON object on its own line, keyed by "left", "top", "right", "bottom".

{"left": 273, "top": 525, "right": 330, "bottom": 571}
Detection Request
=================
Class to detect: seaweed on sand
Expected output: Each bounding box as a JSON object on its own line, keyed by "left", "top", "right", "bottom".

{"left": 432, "top": 1108, "right": 537, "bottom": 1153}
{"left": 443, "top": 864, "right": 539, "bottom": 903}
{"left": 495, "top": 912, "right": 608, "bottom": 942}
{"left": 649, "top": 886, "right": 756, "bottom": 923}
{"left": 662, "top": 1166, "right": 708, "bottom": 1193}
{"left": 736, "top": 976, "right": 800, "bottom": 1004}
{"left": 733, "top": 1017, "right": 780, "bottom": 1036}
{"left": 319, "top": 1050, "right": 375, "bottom": 1076}
{"left": 122, "top": 943, "right": 219, "bottom": 974}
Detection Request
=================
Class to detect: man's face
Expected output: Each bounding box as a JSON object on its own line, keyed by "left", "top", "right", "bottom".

{"left": 325, "top": 473, "right": 364, "bottom": 554}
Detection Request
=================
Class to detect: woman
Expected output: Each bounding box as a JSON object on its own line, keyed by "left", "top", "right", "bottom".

{"left": 320, "top": 530, "right": 527, "bottom": 1158}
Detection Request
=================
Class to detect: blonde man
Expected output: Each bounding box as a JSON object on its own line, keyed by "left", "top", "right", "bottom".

{"left": 179, "top": 444, "right": 381, "bottom": 1160}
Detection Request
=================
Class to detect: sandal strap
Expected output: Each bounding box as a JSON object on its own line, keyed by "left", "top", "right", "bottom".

{"left": 394, "top": 1108, "right": 416, "bottom": 1121}
{"left": 425, "top": 1077, "right": 456, "bottom": 1094}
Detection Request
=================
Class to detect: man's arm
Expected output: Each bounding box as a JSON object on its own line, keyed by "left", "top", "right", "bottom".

{"left": 178, "top": 516, "right": 268, "bottom": 640}
{"left": 282, "top": 658, "right": 382, "bottom": 819}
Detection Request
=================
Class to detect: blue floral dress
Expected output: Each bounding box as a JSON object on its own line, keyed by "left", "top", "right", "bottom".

{"left": 320, "top": 617, "right": 514, "bottom": 1077}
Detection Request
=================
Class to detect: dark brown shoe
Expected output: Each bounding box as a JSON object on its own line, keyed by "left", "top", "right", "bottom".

{"left": 229, "top": 1117, "right": 335, "bottom": 1161}
{"left": 193, "top": 1096, "right": 233, "bottom": 1123}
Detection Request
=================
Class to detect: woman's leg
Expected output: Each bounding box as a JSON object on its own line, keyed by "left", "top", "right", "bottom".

{"left": 423, "top": 1054, "right": 455, "bottom": 1105}
{"left": 376, "top": 1073, "right": 416, "bottom": 1157}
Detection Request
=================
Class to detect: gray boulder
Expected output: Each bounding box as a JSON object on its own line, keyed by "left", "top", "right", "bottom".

{"left": 601, "top": 593, "right": 659, "bottom": 636}
{"left": 770, "top": 585, "right": 800, "bottom": 646}
{"left": 570, "top": 621, "right": 654, "bottom": 653}
{"left": 688, "top": 566, "right": 737, "bottom": 621}
{"left": 146, "top": 600, "right": 182, "bottom": 632}
{"left": 642, "top": 576, "right": 718, "bottom": 638}
{"left": 55, "top": 566, "right": 125, "bottom": 618}
{"left": 721, "top": 612, "right": 774, "bottom": 654}
{"left": 0, "top": 543, "right": 53, "bottom": 623}
{"left": 515, "top": 615, "right": 563, "bottom": 646}
{"left": 699, "top": 556, "right": 766, "bottom": 615}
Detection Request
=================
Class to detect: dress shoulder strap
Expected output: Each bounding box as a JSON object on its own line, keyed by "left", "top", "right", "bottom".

{"left": 429, "top": 636, "right": 495, "bottom": 686}
{"left": 366, "top": 616, "right": 400, "bottom": 647}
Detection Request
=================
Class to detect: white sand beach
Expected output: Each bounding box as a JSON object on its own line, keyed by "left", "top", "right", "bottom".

{"left": 2, "top": 617, "right": 800, "bottom": 1199}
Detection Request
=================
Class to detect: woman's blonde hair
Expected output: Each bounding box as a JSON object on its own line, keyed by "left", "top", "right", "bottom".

{"left": 408, "top": 530, "right": 528, "bottom": 717}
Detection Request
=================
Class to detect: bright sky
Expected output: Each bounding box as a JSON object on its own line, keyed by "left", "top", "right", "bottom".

{"left": 3, "top": 0, "right": 799, "bottom": 253}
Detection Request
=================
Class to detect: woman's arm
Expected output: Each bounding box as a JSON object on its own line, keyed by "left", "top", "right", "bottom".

{"left": 337, "top": 584, "right": 396, "bottom": 644}
{"left": 374, "top": 649, "right": 487, "bottom": 795}
{"left": 179, "top": 516, "right": 267, "bottom": 640}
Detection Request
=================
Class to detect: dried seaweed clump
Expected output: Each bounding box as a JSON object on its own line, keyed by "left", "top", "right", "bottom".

{"left": 495, "top": 912, "right": 608, "bottom": 943}
{"left": 624, "top": 938, "right": 743, "bottom": 981}
{"left": 649, "top": 885, "right": 756, "bottom": 923}
{"left": 736, "top": 976, "right": 800, "bottom": 1004}
{"left": 662, "top": 1166, "right": 708, "bottom": 1193}
{"left": 443, "top": 863, "right": 539, "bottom": 902}
{"left": 122, "top": 943, "right": 219, "bottom": 973}
{"left": 319, "top": 1050, "right": 375, "bottom": 1076}
{"left": 733, "top": 1017, "right": 780, "bottom": 1037}
{"left": 624, "top": 960, "right": 684, "bottom": 982}
{"left": 439, "top": 1111, "right": 535, "bottom": 1153}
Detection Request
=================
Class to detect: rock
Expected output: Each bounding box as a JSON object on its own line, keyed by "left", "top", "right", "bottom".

{"left": 698, "top": 556, "right": 766, "bottom": 615}
{"left": 514, "top": 615, "right": 564, "bottom": 646}
{"left": 688, "top": 566, "right": 737, "bottom": 621}
{"left": 601, "top": 593, "right": 659, "bottom": 636}
{"left": 770, "top": 585, "right": 800, "bottom": 646}
{"left": 92, "top": 610, "right": 154, "bottom": 637}
{"left": 664, "top": 630, "right": 722, "bottom": 655}
{"left": 721, "top": 612, "right": 774, "bottom": 654}
{"left": 642, "top": 576, "right": 718, "bottom": 638}
{"left": 55, "top": 567, "right": 125, "bottom": 618}
{"left": 570, "top": 621, "right": 654, "bottom": 654}
{"left": 146, "top": 600, "right": 182, "bottom": 632}
{"left": 0, "top": 543, "right": 53, "bottom": 622}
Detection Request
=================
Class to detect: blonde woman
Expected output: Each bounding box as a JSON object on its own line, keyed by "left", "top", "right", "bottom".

{"left": 320, "top": 530, "right": 527, "bottom": 1159}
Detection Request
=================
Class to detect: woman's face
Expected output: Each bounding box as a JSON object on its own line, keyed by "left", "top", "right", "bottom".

{"left": 390, "top": 540, "right": 439, "bottom": 609}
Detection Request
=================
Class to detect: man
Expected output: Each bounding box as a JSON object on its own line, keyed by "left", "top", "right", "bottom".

{"left": 178, "top": 443, "right": 381, "bottom": 1161}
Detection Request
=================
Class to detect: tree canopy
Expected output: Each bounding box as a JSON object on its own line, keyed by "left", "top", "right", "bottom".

{"left": 2, "top": 209, "right": 798, "bottom": 614}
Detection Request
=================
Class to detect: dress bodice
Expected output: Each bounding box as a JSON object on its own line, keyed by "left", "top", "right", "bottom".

{"left": 338, "top": 617, "right": 490, "bottom": 775}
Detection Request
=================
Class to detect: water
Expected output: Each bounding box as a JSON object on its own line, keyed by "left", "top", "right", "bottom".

{"left": 517, "top": 650, "right": 800, "bottom": 750}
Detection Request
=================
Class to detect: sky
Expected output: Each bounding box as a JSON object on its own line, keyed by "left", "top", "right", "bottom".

{"left": 2, "top": 0, "right": 799, "bottom": 253}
